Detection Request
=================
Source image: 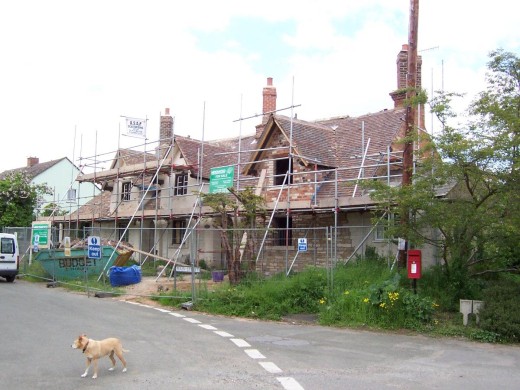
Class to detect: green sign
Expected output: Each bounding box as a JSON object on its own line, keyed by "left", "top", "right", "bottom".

{"left": 32, "top": 222, "right": 51, "bottom": 249}
{"left": 209, "top": 165, "right": 235, "bottom": 193}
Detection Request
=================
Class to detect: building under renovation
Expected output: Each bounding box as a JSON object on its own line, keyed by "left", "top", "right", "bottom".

{"left": 40, "top": 44, "right": 439, "bottom": 275}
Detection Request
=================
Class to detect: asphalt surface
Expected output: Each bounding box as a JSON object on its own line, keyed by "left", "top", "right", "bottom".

{"left": 1, "top": 278, "right": 520, "bottom": 389}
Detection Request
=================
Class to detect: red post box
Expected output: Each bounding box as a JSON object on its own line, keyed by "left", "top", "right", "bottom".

{"left": 407, "top": 249, "right": 422, "bottom": 279}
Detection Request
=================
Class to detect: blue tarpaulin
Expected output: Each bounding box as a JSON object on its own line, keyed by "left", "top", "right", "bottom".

{"left": 109, "top": 265, "right": 142, "bottom": 287}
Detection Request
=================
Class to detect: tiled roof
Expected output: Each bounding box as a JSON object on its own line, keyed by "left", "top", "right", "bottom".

{"left": 273, "top": 115, "right": 338, "bottom": 167}
{"left": 175, "top": 134, "right": 257, "bottom": 181}
{"left": 242, "top": 108, "right": 407, "bottom": 199}
{"left": 68, "top": 190, "right": 111, "bottom": 220}
{"left": 0, "top": 157, "right": 69, "bottom": 180}
{"left": 316, "top": 108, "right": 406, "bottom": 198}
{"left": 112, "top": 148, "right": 157, "bottom": 168}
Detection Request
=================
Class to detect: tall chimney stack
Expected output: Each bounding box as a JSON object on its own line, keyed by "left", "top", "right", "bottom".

{"left": 390, "top": 44, "right": 422, "bottom": 109}
{"left": 159, "top": 108, "right": 173, "bottom": 158}
{"left": 256, "top": 77, "right": 277, "bottom": 138}
{"left": 262, "top": 77, "right": 277, "bottom": 123}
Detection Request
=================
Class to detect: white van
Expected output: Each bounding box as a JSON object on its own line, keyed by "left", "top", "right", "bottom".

{"left": 0, "top": 233, "right": 19, "bottom": 282}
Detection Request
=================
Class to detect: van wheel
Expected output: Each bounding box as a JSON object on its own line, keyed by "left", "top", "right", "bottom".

{"left": 4, "top": 276, "right": 15, "bottom": 283}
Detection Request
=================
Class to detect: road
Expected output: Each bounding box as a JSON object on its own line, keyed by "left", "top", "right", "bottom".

{"left": 1, "top": 279, "right": 519, "bottom": 389}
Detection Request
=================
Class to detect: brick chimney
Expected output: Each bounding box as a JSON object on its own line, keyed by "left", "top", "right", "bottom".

{"left": 158, "top": 108, "right": 174, "bottom": 158}
{"left": 390, "top": 44, "right": 422, "bottom": 109}
{"left": 27, "top": 157, "right": 39, "bottom": 167}
{"left": 256, "top": 77, "right": 277, "bottom": 138}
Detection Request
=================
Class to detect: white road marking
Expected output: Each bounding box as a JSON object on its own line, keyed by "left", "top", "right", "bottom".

{"left": 121, "top": 301, "right": 305, "bottom": 389}
{"left": 198, "top": 324, "right": 218, "bottom": 330}
{"left": 277, "top": 377, "right": 305, "bottom": 390}
{"left": 259, "top": 361, "right": 283, "bottom": 374}
{"left": 183, "top": 317, "right": 202, "bottom": 324}
{"left": 244, "top": 349, "right": 266, "bottom": 359}
{"left": 231, "top": 338, "right": 251, "bottom": 347}
{"left": 214, "top": 330, "right": 234, "bottom": 337}
{"left": 154, "top": 308, "right": 171, "bottom": 313}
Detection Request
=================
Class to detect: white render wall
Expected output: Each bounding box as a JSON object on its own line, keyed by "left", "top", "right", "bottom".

{"left": 33, "top": 159, "right": 99, "bottom": 214}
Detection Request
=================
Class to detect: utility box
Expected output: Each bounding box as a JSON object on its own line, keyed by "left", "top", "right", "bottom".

{"left": 407, "top": 249, "right": 422, "bottom": 279}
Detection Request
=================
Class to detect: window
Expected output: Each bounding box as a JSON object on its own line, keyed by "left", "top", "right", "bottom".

{"left": 118, "top": 224, "right": 129, "bottom": 242}
{"left": 272, "top": 216, "right": 293, "bottom": 246}
{"left": 1, "top": 237, "right": 15, "bottom": 254}
{"left": 174, "top": 173, "right": 188, "bottom": 196}
{"left": 172, "top": 220, "right": 187, "bottom": 245}
{"left": 374, "top": 213, "right": 399, "bottom": 241}
{"left": 121, "top": 182, "right": 132, "bottom": 201}
{"left": 274, "top": 158, "right": 293, "bottom": 185}
{"left": 374, "top": 223, "right": 387, "bottom": 241}
{"left": 67, "top": 188, "right": 77, "bottom": 202}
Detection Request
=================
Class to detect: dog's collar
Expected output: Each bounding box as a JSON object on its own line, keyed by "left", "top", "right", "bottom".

{"left": 82, "top": 340, "right": 89, "bottom": 353}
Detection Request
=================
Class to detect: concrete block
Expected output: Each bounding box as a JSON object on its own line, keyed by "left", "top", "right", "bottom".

{"left": 459, "top": 299, "right": 473, "bottom": 326}
{"left": 472, "top": 300, "right": 484, "bottom": 324}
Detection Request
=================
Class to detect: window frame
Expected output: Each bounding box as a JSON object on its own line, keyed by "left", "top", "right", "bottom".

{"left": 121, "top": 182, "right": 132, "bottom": 201}
{"left": 174, "top": 173, "right": 188, "bottom": 196}
{"left": 171, "top": 220, "right": 187, "bottom": 245}
{"left": 374, "top": 213, "right": 399, "bottom": 241}
{"left": 67, "top": 188, "right": 77, "bottom": 202}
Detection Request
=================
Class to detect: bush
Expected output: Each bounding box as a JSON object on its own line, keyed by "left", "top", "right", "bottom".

{"left": 479, "top": 279, "right": 520, "bottom": 342}
{"left": 418, "top": 264, "right": 485, "bottom": 311}
{"left": 319, "top": 272, "right": 438, "bottom": 329}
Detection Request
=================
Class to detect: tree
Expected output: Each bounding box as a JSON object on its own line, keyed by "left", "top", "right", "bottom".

{"left": 0, "top": 172, "right": 52, "bottom": 227}
{"left": 369, "top": 49, "right": 520, "bottom": 294}
{"left": 201, "top": 187, "right": 265, "bottom": 285}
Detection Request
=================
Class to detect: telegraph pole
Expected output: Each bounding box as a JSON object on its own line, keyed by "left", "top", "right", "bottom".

{"left": 399, "top": 0, "right": 419, "bottom": 267}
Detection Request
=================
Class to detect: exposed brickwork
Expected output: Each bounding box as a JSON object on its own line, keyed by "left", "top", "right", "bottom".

{"left": 27, "top": 157, "right": 39, "bottom": 167}
{"left": 390, "top": 44, "right": 423, "bottom": 109}
{"left": 256, "top": 213, "right": 353, "bottom": 275}
{"left": 159, "top": 108, "right": 174, "bottom": 157}
{"left": 262, "top": 77, "right": 277, "bottom": 122}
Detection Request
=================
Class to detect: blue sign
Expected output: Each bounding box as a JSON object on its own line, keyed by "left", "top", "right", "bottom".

{"left": 298, "top": 238, "right": 308, "bottom": 252}
{"left": 88, "top": 236, "right": 101, "bottom": 259}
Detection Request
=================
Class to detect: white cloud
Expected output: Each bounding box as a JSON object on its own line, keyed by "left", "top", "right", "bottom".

{"left": 0, "top": 0, "right": 518, "bottom": 173}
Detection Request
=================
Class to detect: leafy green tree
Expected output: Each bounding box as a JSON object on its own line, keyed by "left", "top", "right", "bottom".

{"left": 0, "top": 172, "right": 52, "bottom": 227}
{"left": 41, "top": 202, "right": 67, "bottom": 217}
{"left": 369, "top": 49, "right": 520, "bottom": 298}
{"left": 201, "top": 186, "right": 265, "bottom": 285}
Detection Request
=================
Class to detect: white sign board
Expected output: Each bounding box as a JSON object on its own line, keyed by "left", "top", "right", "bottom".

{"left": 88, "top": 236, "right": 101, "bottom": 259}
{"left": 298, "top": 238, "right": 308, "bottom": 252}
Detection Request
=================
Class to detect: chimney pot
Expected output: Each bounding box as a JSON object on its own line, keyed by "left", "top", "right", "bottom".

{"left": 165, "top": 108, "right": 170, "bottom": 115}
{"left": 267, "top": 77, "right": 273, "bottom": 86}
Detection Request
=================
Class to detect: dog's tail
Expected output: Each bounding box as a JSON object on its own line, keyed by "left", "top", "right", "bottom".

{"left": 122, "top": 348, "right": 130, "bottom": 353}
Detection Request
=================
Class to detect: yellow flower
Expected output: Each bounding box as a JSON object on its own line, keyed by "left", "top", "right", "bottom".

{"left": 387, "top": 292, "right": 399, "bottom": 301}
{"left": 379, "top": 302, "right": 386, "bottom": 308}
{"left": 344, "top": 290, "right": 350, "bottom": 295}
{"left": 363, "top": 298, "right": 369, "bottom": 303}
{"left": 319, "top": 298, "right": 326, "bottom": 304}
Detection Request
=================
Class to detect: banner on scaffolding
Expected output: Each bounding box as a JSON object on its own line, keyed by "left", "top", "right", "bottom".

{"left": 209, "top": 165, "right": 235, "bottom": 193}
{"left": 124, "top": 117, "right": 147, "bottom": 138}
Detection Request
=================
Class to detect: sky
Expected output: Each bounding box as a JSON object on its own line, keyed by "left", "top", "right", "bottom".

{"left": 1, "top": 0, "right": 518, "bottom": 174}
